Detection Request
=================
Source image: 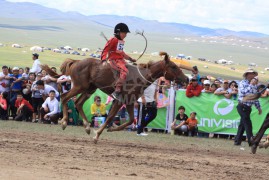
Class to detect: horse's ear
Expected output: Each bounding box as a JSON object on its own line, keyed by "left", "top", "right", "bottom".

{"left": 159, "top": 52, "right": 170, "bottom": 63}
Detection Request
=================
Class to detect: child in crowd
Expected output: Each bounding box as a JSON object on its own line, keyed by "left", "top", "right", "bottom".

{"left": 176, "top": 112, "right": 198, "bottom": 137}
{"left": 171, "top": 106, "right": 188, "bottom": 136}
{"left": 210, "top": 83, "right": 218, "bottom": 93}
{"left": 41, "top": 90, "right": 60, "bottom": 124}
{"left": 65, "top": 97, "right": 78, "bottom": 125}
{"left": 90, "top": 96, "right": 107, "bottom": 127}
{"left": 15, "top": 93, "right": 34, "bottom": 121}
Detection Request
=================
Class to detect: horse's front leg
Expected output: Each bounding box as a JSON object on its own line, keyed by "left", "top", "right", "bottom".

{"left": 75, "top": 92, "right": 93, "bottom": 134}
{"left": 60, "top": 88, "right": 82, "bottom": 130}
{"left": 93, "top": 101, "right": 122, "bottom": 143}
{"left": 108, "top": 104, "right": 134, "bottom": 132}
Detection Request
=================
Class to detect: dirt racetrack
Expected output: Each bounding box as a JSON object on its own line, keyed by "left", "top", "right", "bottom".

{"left": 1, "top": 122, "right": 269, "bottom": 180}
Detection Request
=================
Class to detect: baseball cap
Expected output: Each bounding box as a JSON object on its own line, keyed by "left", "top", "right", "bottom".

{"left": 12, "top": 67, "right": 19, "bottom": 71}
{"left": 32, "top": 53, "right": 39, "bottom": 58}
{"left": 204, "top": 80, "right": 210, "bottom": 85}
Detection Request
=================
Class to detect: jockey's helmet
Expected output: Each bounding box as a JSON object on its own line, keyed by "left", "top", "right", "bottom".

{"left": 114, "top": 23, "right": 130, "bottom": 34}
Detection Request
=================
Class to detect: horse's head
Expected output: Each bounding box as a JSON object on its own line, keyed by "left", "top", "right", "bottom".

{"left": 159, "top": 52, "right": 189, "bottom": 84}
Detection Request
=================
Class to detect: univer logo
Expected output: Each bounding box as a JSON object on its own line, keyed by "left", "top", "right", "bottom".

{"left": 213, "top": 99, "right": 234, "bottom": 116}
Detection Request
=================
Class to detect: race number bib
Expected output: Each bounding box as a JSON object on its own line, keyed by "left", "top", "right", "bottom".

{"left": 116, "top": 40, "right": 125, "bottom": 51}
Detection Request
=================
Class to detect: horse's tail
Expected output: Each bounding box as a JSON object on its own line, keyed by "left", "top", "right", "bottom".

{"left": 159, "top": 52, "right": 169, "bottom": 61}
{"left": 60, "top": 58, "right": 79, "bottom": 76}
{"left": 40, "top": 64, "right": 61, "bottom": 78}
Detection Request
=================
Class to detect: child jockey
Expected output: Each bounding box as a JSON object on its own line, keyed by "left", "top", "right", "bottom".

{"left": 101, "top": 23, "right": 136, "bottom": 99}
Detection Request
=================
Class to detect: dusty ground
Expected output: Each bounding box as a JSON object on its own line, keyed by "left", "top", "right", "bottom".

{"left": 1, "top": 124, "right": 269, "bottom": 180}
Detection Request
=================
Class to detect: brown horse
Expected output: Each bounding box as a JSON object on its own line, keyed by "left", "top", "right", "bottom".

{"left": 43, "top": 52, "right": 188, "bottom": 143}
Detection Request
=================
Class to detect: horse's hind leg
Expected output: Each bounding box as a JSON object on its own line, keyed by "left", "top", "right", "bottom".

{"left": 61, "top": 87, "right": 82, "bottom": 130}
{"left": 108, "top": 104, "right": 134, "bottom": 132}
{"left": 94, "top": 101, "right": 122, "bottom": 143}
{"left": 251, "top": 116, "right": 269, "bottom": 153}
{"left": 75, "top": 91, "right": 95, "bottom": 135}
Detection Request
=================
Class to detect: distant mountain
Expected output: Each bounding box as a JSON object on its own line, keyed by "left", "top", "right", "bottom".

{"left": 0, "top": 0, "right": 268, "bottom": 38}
{"left": 0, "top": 0, "right": 87, "bottom": 21}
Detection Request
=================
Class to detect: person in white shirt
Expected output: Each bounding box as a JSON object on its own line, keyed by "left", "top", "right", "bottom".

{"left": 57, "top": 75, "right": 72, "bottom": 93}
{"left": 214, "top": 80, "right": 233, "bottom": 99}
{"left": 0, "top": 66, "right": 11, "bottom": 93}
{"left": 136, "top": 80, "right": 158, "bottom": 136}
{"left": 41, "top": 90, "right": 60, "bottom": 124}
{"left": 35, "top": 80, "right": 60, "bottom": 99}
{"left": 30, "top": 53, "right": 41, "bottom": 75}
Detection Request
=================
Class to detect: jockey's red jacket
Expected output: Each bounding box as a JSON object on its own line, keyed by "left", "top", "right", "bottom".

{"left": 101, "top": 37, "right": 125, "bottom": 61}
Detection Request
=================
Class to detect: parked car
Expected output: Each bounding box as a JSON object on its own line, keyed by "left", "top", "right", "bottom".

{"left": 71, "top": 51, "right": 80, "bottom": 55}
{"left": 61, "top": 50, "right": 70, "bottom": 54}
{"left": 198, "top": 58, "right": 206, "bottom": 61}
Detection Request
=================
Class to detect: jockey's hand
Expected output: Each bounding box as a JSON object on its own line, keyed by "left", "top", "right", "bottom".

{"left": 129, "top": 58, "right": 136, "bottom": 62}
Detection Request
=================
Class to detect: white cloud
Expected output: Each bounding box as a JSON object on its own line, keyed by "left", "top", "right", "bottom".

{"left": 7, "top": 0, "right": 269, "bottom": 34}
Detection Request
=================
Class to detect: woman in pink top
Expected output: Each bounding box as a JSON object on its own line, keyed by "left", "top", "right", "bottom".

{"left": 0, "top": 91, "right": 8, "bottom": 120}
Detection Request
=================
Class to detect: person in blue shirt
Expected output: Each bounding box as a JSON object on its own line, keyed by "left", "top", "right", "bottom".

{"left": 9, "top": 67, "right": 23, "bottom": 119}
{"left": 234, "top": 69, "right": 262, "bottom": 146}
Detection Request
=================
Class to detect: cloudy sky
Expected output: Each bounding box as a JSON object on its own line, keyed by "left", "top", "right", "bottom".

{"left": 7, "top": 0, "right": 269, "bottom": 34}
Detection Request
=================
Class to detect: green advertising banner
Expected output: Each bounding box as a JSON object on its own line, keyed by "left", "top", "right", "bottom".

{"left": 82, "top": 89, "right": 167, "bottom": 129}
{"left": 147, "top": 107, "right": 167, "bottom": 129}
{"left": 176, "top": 90, "right": 269, "bottom": 134}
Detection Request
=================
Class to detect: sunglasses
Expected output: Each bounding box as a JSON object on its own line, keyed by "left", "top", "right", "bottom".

{"left": 224, "top": 82, "right": 228, "bottom": 84}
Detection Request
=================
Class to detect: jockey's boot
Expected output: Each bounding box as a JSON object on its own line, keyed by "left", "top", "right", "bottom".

{"left": 111, "top": 86, "right": 122, "bottom": 100}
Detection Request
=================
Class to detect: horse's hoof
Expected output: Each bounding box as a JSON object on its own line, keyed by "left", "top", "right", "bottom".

{"left": 251, "top": 144, "right": 258, "bottom": 154}
{"left": 61, "top": 121, "right": 67, "bottom": 130}
{"left": 259, "top": 143, "right": 265, "bottom": 149}
{"left": 93, "top": 137, "right": 98, "bottom": 144}
{"left": 107, "top": 127, "right": 113, "bottom": 132}
{"left": 264, "top": 142, "right": 269, "bottom": 149}
{"left": 85, "top": 126, "right": 91, "bottom": 135}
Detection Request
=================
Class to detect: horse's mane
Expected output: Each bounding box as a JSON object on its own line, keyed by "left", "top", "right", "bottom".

{"left": 138, "top": 52, "right": 168, "bottom": 68}
{"left": 60, "top": 58, "right": 80, "bottom": 75}
{"left": 40, "top": 64, "right": 60, "bottom": 77}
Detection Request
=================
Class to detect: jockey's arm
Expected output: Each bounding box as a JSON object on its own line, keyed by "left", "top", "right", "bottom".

{"left": 123, "top": 52, "right": 136, "bottom": 62}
